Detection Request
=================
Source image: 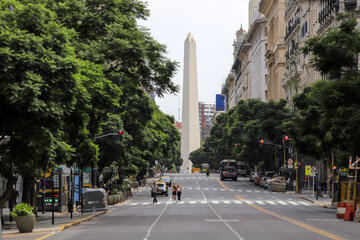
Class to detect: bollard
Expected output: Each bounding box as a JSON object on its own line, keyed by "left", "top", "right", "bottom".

{"left": 344, "top": 203, "right": 354, "bottom": 221}
{"left": 92, "top": 206, "right": 96, "bottom": 213}
{"left": 337, "top": 202, "right": 347, "bottom": 219}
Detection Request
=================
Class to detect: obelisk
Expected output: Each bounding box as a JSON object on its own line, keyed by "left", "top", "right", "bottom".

{"left": 181, "top": 32, "right": 200, "bottom": 173}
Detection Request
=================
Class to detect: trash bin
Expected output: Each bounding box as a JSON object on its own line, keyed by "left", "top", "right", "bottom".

{"left": 316, "top": 186, "right": 322, "bottom": 199}
{"left": 83, "top": 188, "right": 107, "bottom": 212}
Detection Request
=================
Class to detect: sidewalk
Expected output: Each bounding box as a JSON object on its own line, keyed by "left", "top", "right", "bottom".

{"left": 287, "top": 189, "right": 336, "bottom": 209}
{"left": 1, "top": 207, "right": 109, "bottom": 240}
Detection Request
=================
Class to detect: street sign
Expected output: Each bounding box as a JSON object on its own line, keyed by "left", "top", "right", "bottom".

{"left": 305, "top": 166, "right": 311, "bottom": 176}
{"left": 310, "top": 172, "right": 316, "bottom": 177}
{"left": 287, "top": 158, "right": 293, "bottom": 165}
{"left": 294, "top": 161, "right": 298, "bottom": 169}
{"left": 311, "top": 166, "right": 317, "bottom": 172}
{"left": 288, "top": 164, "right": 293, "bottom": 169}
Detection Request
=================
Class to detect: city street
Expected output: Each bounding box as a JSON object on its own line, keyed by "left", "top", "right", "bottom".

{"left": 47, "top": 173, "right": 360, "bottom": 240}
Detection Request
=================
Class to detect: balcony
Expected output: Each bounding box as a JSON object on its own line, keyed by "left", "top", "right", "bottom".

{"left": 344, "top": 0, "right": 357, "bottom": 8}
{"left": 285, "top": 18, "right": 300, "bottom": 42}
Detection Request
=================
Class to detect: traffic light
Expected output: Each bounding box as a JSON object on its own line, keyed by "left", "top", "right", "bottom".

{"left": 234, "top": 143, "right": 238, "bottom": 146}
{"left": 282, "top": 135, "right": 290, "bottom": 147}
{"left": 116, "top": 129, "right": 124, "bottom": 141}
{"left": 118, "top": 130, "right": 123, "bottom": 135}
{"left": 259, "top": 139, "right": 265, "bottom": 148}
{"left": 332, "top": 165, "right": 337, "bottom": 170}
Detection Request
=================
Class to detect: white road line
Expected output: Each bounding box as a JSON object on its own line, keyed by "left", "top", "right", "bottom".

{"left": 255, "top": 201, "right": 265, "bottom": 205}
{"left": 212, "top": 200, "right": 220, "bottom": 204}
{"left": 263, "top": 191, "right": 269, "bottom": 193}
{"left": 234, "top": 201, "right": 242, "bottom": 204}
{"left": 189, "top": 201, "right": 196, "bottom": 204}
{"left": 201, "top": 201, "right": 208, "bottom": 204}
{"left": 166, "top": 201, "right": 173, "bottom": 205}
{"left": 212, "top": 188, "right": 218, "bottom": 190}
{"left": 188, "top": 187, "right": 193, "bottom": 190}
{"left": 142, "top": 202, "right": 150, "bottom": 205}
{"left": 245, "top": 201, "right": 253, "bottom": 204}
{"left": 196, "top": 188, "right": 201, "bottom": 190}
{"left": 142, "top": 196, "right": 170, "bottom": 240}
{"left": 288, "top": 201, "right": 299, "bottom": 206}
{"left": 223, "top": 201, "right": 231, "bottom": 204}
{"left": 237, "top": 190, "right": 243, "bottom": 192}
{"left": 246, "top": 190, "right": 252, "bottom": 192}
{"left": 266, "top": 201, "right": 276, "bottom": 205}
{"left": 177, "top": 201, "right": 184, "bottom": 204}
{"left": 204, "top": 188, "right": 209, "bottom": 190}
{"left": 220, "top": 189, "right": 225, "bottom": 191}
{"left": 228, "top": 189, "right": 234, "bottom": 192}
{"left": 129, "top": 203, "right": 138, "bottom": 206}
{"left": 255, "top": 191, "right": 260, "bottom": 193}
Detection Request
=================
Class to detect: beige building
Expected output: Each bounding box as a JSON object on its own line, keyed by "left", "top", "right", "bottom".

{"left": 259, "top": 0, "right": 287, "bottom": 101}
{"left": 221, "top": 71, "right": 236, "bottom": 112}
{"left": 284, "top": 0, "right": 359, "bottom": 103}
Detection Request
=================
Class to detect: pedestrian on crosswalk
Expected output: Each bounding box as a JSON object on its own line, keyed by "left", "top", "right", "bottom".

{"left": 177, "top": 184, "right": 182, "bottom": 202}
{"left": 151, "top": 182, "right": 158, "bottom": 204}
{"left": 171, "top": 183, "right": 177, "bottom": 201}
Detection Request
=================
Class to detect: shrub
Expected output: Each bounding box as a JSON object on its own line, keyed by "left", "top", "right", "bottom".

{"left": 10, "top": 203, "right": 34, "bottom": 217}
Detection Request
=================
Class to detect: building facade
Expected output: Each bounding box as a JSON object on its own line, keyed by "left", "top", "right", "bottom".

{"left": 198, "top": 102, "right": 216, "bottom": 142}
{"left": 259, "top": 0, "right": 287, "bottom": 101}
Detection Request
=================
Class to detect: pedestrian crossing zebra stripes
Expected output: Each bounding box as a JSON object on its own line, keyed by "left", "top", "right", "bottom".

{"left": 126, "top": 199, "right": 313, "bottom": 207}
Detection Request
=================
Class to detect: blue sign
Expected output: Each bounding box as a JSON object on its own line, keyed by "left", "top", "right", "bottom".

{"left": 216, "top": 94, "right": 225, "bottom": 111}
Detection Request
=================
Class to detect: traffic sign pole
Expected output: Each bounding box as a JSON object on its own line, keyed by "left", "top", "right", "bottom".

{"left": 296, "top": 153, "right": 299, "bottom": 194}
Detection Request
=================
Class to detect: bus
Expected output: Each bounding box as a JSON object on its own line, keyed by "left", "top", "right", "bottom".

{"left": 220, "top": 159, "right": 238, "bottom": 181}
{"left": 201, "top": 163, "right": 210, "bottom": 173}
{"left": 237, "top": 161, "right": 250, "bottom": 177}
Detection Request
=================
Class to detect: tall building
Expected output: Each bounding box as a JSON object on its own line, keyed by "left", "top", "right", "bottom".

{"left": 180, "top": 33, "right": 201, "bottom": 173}
{"left": 259, "top": 0, "right": 287, "bottom": 101}
{"left": 198, "top": 102, "right": 216, "bottom": 142}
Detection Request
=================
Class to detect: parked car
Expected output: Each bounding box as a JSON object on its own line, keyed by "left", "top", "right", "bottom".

{"left": 259, "top": 177, "right": 267, "bottom": 187}
{"left": 249, "top": 172, "right": 260, "bottom": 182}
{"left": 254, "top": 175, "right": 262, "bottom": 186}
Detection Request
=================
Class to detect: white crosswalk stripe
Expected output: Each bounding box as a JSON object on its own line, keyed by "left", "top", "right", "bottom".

{"left": 126, "top": 199, "right": 315, "bottom": 207}
{"left": 266, "top": 201, "right": 276, "bottom": 205}
{"left": 246, "top": 190, "right": 252, "bottom": 192}
{"left": 203, "top": 188, "right": 209, "bottom": 190}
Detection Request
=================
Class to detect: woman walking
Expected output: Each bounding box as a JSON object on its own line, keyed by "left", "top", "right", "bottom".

{"left": 171, "top": 183, "right": 177, "bottom": 201}
{"left": 177, "top": 184, "right": 182, "bottom": 202}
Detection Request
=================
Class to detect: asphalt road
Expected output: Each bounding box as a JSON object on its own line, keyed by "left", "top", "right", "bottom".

{"left": 49, "top": 173, "right": 360, "bottom": 240}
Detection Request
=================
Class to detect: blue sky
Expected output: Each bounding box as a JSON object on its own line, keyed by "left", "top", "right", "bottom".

{"left": 141, "top": 0, "right": 249, "bottom": 121}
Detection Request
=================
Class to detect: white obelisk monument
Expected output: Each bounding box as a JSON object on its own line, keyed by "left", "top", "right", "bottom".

{"left": 181, "top": 32, "right": 200, "bottom": 173}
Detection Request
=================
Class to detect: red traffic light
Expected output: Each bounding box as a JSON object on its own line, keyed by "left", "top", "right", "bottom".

{"left": 284, "top": 135, "right": 289, "bottom": 141}
{"left": 119, "top": 130, "right": 123, "bottom": 135}
{"left": 298, "top": 162, "right": 302, "bottom": 166}
{"left": 234, "top": 143, "right": 238, "bottom": 146}
{"left": 260, "top": 139, "right": 264, "bottom": 144}
{"left": 332, "top": 165, "right": 336, "bottom": 170}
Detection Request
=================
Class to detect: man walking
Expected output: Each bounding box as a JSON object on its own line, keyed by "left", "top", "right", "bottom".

{"left": 152, "top": 182, "right": 158, "bottom": 204}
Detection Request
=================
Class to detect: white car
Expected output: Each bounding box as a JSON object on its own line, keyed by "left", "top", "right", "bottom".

{"left": 249, "top": 172, "right": 260, "bottom": 182}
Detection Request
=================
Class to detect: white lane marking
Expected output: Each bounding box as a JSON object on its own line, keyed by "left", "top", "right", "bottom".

{"left": 196, "top": 188, "right": 201, "bottom": 190}
{"left": 201, "top": 201, "right": 208, "bottom": 204}
{"left": 177, "top": 201, "right": 184, "bottom": 204}
{"left": 263, "top": 191, "right": 269, "bottom": 193}
{"left": 220, "top": 189, "right": 225, "bottom": 191}
{"left": 142, "top": 202, "right": 150, "bottom": 205}
{"left": 237, "top": 190, "right": 243, "bottom": 192}
{"left": 212, "top": 201, "right": 220, "bottom": 204}
{"left": 245, "top": 201, "right": 253, "bottom": 204}
{"left": 204, "top": 188, "right": 209, "bottom": 190}
{"left": 129, "top": 203, "right": 138, "bottom": 206}
{"left": 142, "top": 196, "right": 170, "bottom": 240}
{"left": 298, "top": 201, "right": 311, "bottom": 206}
{"left": 266, "top": 201, "right": 276, "bottom": 205}
{"left": 255, "top": 190, "right": 260, "bottom": 193}
{"left": 188, "top": 187, "right": 193, "bottom": 190}
{"left": 288, "top": 201, "right": 299, "bottom": 206}
{"left": 234, "top": 201, "right": 242, "bottom": 204}
{"left": 212, "top": 188, "right": 218, "bottom": 190}
{"left": 228, "top": 189, "right": 234, "bottom": 192}
{"left": 193, "top": 176, "right": 245, "bottom": 240}
{"left": 189, "top": 201, "right": 196, "bottom": 204}
{"left": 255, "top": 201, "right": 265, "bottom": 205}
{"left": 223, "top": 201, "right": 231, "bottom": 204}
{"left": 246, "top": 190, "right": 252, "bottom": 192}
{"left": 166, "top": 201, "right": 173, "bottom": 205}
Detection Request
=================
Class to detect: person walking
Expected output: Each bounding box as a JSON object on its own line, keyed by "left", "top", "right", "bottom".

{"left": 152, "top": 182, "right": 158, "bottom": 204}
{"left": 206, "top": 169, "right": 210, "bottom": 178}
{"left": 177, "top": 184, "right": 182, "bottom": 202}
{"left": 171, "top": 183, "right": 177, "bottom": 201}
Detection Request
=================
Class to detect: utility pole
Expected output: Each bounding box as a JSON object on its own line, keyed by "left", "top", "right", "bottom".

{"left": 331, "top": 152, "right": 335, "bottom": 205}
{"left": 296, "top": 152, "right": 299, "bottom": 194}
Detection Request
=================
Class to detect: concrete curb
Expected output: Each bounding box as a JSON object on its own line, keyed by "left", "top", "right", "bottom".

{"left": 300, "top": 196, "right": 336, "bottom": 209}
{"left": 57, "top": 210, "right": 107, "bottom": 231}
